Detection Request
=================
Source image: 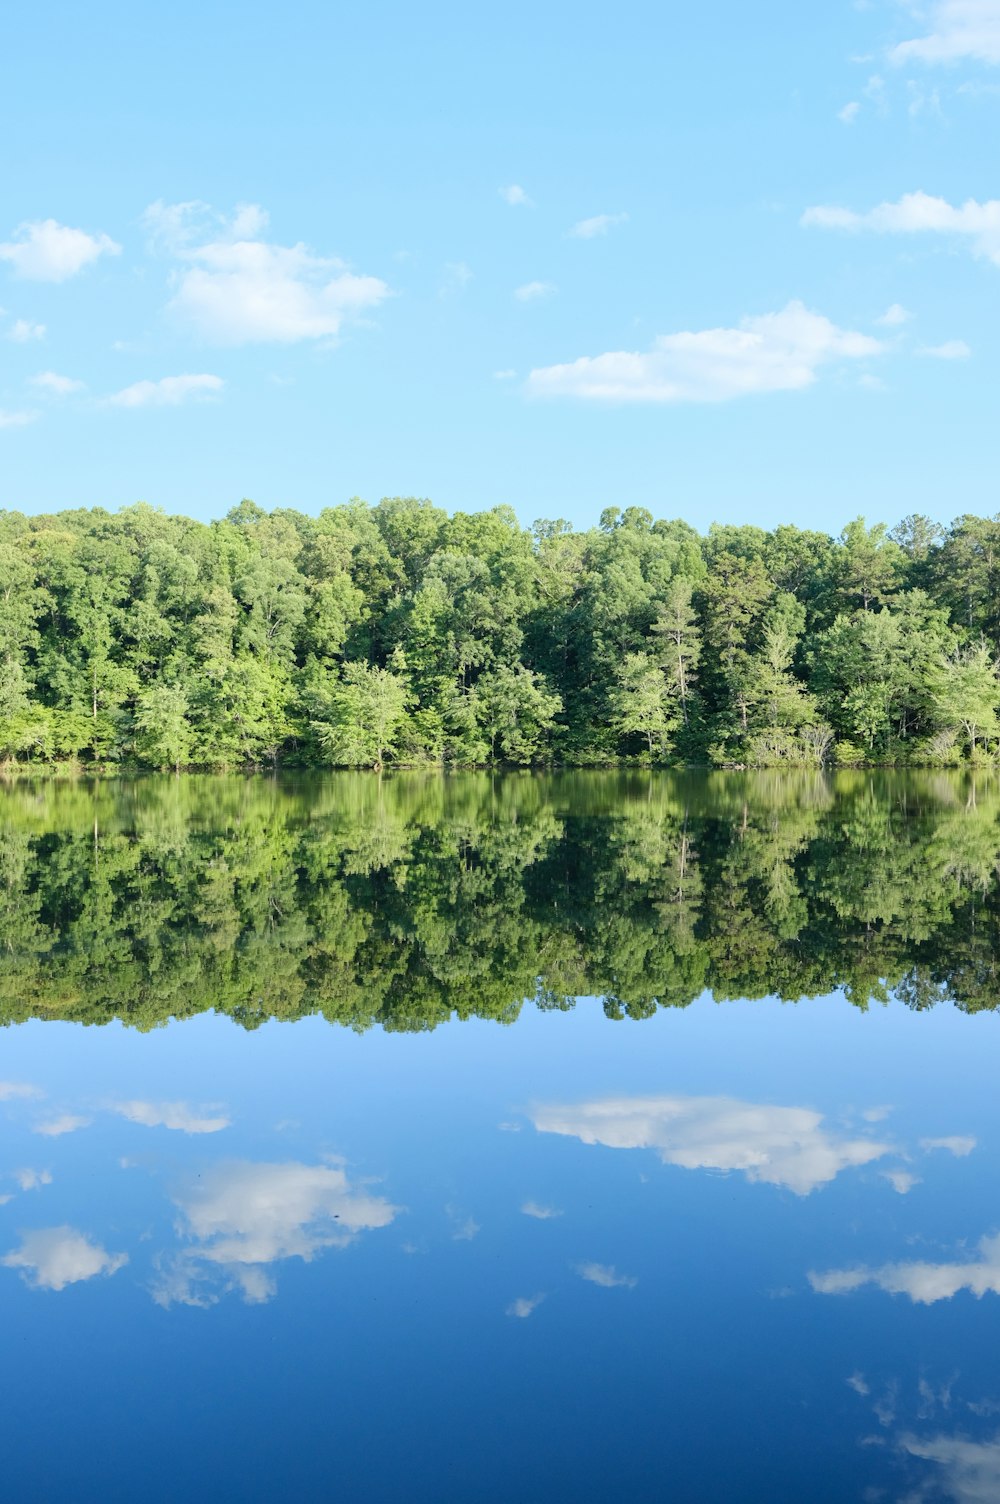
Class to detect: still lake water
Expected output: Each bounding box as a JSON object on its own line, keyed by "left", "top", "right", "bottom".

{"left": 2, "top": 770, "right": 1000, "bottom": 1502}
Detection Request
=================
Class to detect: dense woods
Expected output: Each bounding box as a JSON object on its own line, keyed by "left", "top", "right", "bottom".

{"left": 3, "top": 770, "right": 999, "bottom": 1030}
{"left": 3, "top": 498, "right": 1000, "bottom": 768}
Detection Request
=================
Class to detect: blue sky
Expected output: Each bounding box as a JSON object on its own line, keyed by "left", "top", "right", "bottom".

{"left": 2, "top": 0, "right": 999, "bottom": 534}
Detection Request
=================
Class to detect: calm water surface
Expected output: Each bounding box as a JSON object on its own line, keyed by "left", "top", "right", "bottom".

{"left": 2, "top": 772, "right": 1000, "bottom": 1502}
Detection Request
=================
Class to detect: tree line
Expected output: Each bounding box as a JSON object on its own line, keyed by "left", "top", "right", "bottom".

{"left": 3, "top": 499, "right": 1000, "bottom": 768}
{"left": 2, "top": 769, "right": 999, "bottom": 1030}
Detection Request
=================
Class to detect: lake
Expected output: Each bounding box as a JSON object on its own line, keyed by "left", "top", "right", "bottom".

{"left": 2, "top": 770, "right": 999, "bottom": 1501}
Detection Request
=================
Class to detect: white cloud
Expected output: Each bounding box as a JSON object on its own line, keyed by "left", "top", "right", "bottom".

{"left": 882, "top": 1168, "right": 921, "bottom": 1194}
{"left": 112, "top": 1099, "right": 230, "bottom": 1132}
{"left": 8, "top": 319, "right": 45, "bottom": 342}
{"left": 514, "top": 280, "right": 556, "bottom": 301}
{"left": 810, "top": 1231, "right": 1000, "bottom": 1303}
{"left": 527, "top": 302, "right": 883, "bottom": 405}
{"left": 29, "top": 372, "right": 85, "bottom": 396}
{"left": 802, "top": 190, "right": 1000, "bottom": 265}
{"left": 107, "top": 375, "right": 224, "bottom": 409}
{"left": 521, "top": 1201, "right": 562, "bottom": 1220}
{"left": 838, "top": 101, "right": 861, "bottom": 123}
{"left": 918, "top": 339, "right": 972, "bottom": 358}
{"left": 493, "top": 369, "right": 517, "bottom": 380}
{"left": 447, "top": 1206, "right": 481, "bottom": 1241}
{"left": 847, "top": 1372, "right": 870, "bottom": 1396}
{"left": 500, "top": 185, "right": 532, "bottom": 207}
{"left": 13, "top": 1168, "right": 52, "bottom": 1191}
{"left": 569, "top": 212, "right": 628, "bottom": 239}
{"left": 922, "top": 1135, "right": 977, "bottom": 1156}
{"left": 506, "top": 1293, "right": 545, "bottom": 1318}
{"left": 2, "top": 1227, "right": 127, "bottom": 1291}
{"left": 0, "top": 409, "right": 39, "bottom": 429}
{"left": 0, "top": 220, "right": 120, "bottom": 281}
{"left": 34, "top": 1114, "right": 91, "bottom": 1137}
{"left": 532, "top": 1093, "right": 891, "bottom": 1195}
{"left": 0, "top": 1082, "right": 42, "bottom": 1100}
{"left": 575, "top": 1262, "right": 637, "bottom": 1288}
{"left": 152, "top": 1160, "right": 398, "bottom": 1307}
{"left": 877, "top": 303, "right": 913, "bottom": 326}
{"left": 891, "top": 1, "right": 1000, "bottom": 65}
{"left": 144, "top": 200, "right": 389, "bottom": 344}
{"left": 900, "top": 1432, "right": 1000, "bottom": 1503}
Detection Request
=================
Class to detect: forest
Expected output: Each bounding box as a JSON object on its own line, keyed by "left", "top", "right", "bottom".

{"left": 2, "top": 498, "right": 1000, "bottom": 768}
{"left": 2, "top": 770, "right": 999, "bottom": 1030}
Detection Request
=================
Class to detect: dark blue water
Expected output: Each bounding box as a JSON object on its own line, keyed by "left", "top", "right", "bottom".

{"left": 3, "top": 993, "right": 998, "bottom": 1503}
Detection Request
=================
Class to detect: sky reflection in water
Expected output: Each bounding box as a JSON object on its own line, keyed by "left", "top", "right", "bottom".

{"left": 2, "top": 774, "right": 1000, "bottom": 1501}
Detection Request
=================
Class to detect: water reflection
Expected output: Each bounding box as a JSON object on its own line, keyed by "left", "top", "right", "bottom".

{"left": 812, "top": 1234, "right": 1000, "bottom": 1303}
{"left": 3, "top": 1227, "right": 127, "bottom": 1291}
{"left": 532, "top": 1093, "right": 893, "bottom": 1194}
{"left": 2, "top": 769, "right": 1000, "bottom": 1030}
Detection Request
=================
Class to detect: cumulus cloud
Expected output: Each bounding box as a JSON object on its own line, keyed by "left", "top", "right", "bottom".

{"left": 7, "top": 319, "right": 45, "bottom": 342}
{"left": 0, "top": 1082, "right": 42, "bottom": 1100}
{"left": 144, "top": 199, "right": 389, "bottom": 344}
{"left": 877, "top": 303, "right": 913, "bottom": 326}
{"left": 29, "top": 372, "right": 85, "bottom": 396}
{"left": 891, "top": 1, "right": 1000, "bottom": 65}
{"left": 0, "top": 220, "right": 120, "bottom": 281}
{"left": 569, "top": 212, "right": 628, "bottom": 239}
{"left": 152, "top": 1160, "right": 397, "bottom": 1308}
{"left": 2, "top": 1227, "right": 127, "bottom": 1291}
{"left": 575, "top": 1262, "right": 637, "bottom": 1289}
{"left": 500, "top": 185, "right": 532, "bottom": 207}
{"left": 527, "top": 302, "right": 883, "bottom": 405}
{"left": 532, "top": 1093, "right": 891, "bottom": 1195}
{"left": 918, "top": 339, "right": 972, "bottom": 358}
{"left": 802, "top": 191, "right": 1000, "bottom": 265}
{"left": 521, "top": 1201, "right": 563, "bottom": 1220}
{"left": 34, "top": 1114, "right": 91, "bottom": 1137}
{"left": 514, "top": 281, "right": 556, "bottom": 301}
{"left": 922, "top": 1135, "right": 977, "bottom": 1156}
{"left": 810, "top": 1231, "right": 1000, "bottom": 1303}
{"left": 506, "top": 1293, "right": 545, "bottom": 1318}
{"left": 112, "top": 1099, "right": 230, "bottom": 1132}
{"left": 107, "top": 375, "right": 224, "bottom": 409}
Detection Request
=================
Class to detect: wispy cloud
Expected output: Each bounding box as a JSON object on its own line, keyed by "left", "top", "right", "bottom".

{"left": 917, "top": 339, "right": 971, "bottom": 358}
{"left": 13, "top": 1168, "right": 52, "bottom": 1191}
{"left": 802, "top": 191, "right": 1000, "bottom": 265}
{"left": 499, "top": 185, "right": 532, "bottom": 207}
{"left": 810, "top": 1231, "right": 1000, "bottom": 1303}
{"left": 881, "top": 1168, "right": 921, "bottom": 1194}
{"left": 891, "top": 1, "right": 1000, "bottom": 65}
{"left": 0, "top": 1082, "right": 43, "bottom": 1100}
{"left": 0, "top": 219, "right": 121, "bottom": 281}
{"left": 0, "top": 409, "right": 39, "bottom": 429}
{"left": 521, "top": 1201, "right": 563, "bottom": 1220}
{"left": 575, "top": 1261, "right": 637, "bottom": 1288}
{"left": 7, "top": 319, "right": 45, "bottom": 342}
{"left": 528, "top": 302, "right": 883, "bottom": 405}
{"left": 439, "top": 261, "right": 473, "bottom": 298}
{"left": 29, "top": 372, "right": 85, "bottom": 396}
{"left": 3, "top": 1227, "right": 127, "bottom": 1291}
{"left": 838, "top": 101, "right": 861, "bottom": 123}
{"left": 34, "top": 1114, "right": 91, "bottom": 1137}
{"left": 921, "top": 1135, "right": 977, "bottom": 1155}
{"left": 506, "top": 1293, "right": 545, "bottom": 1318}
{"left": 569, "top": 212, "right": 628, "bottom": 239}
{"left": 112, "top": 1099, "right": 230, "bottom": 1132}
{"left": 107, "top": 375, "right": 224, "bottom": 409}
{"left": 514, "top": 280, "right": 556, "bottom": 302}
{"left": 877, "top": 303, "right": 912, "bottom": 326}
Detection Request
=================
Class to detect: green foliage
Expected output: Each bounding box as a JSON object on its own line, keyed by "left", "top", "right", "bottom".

{"left": 2, "top": 501, "right": 1000, "bottom": 768}
{"left": 2, "top": 769, "right": 1000, "bottom": 1032}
